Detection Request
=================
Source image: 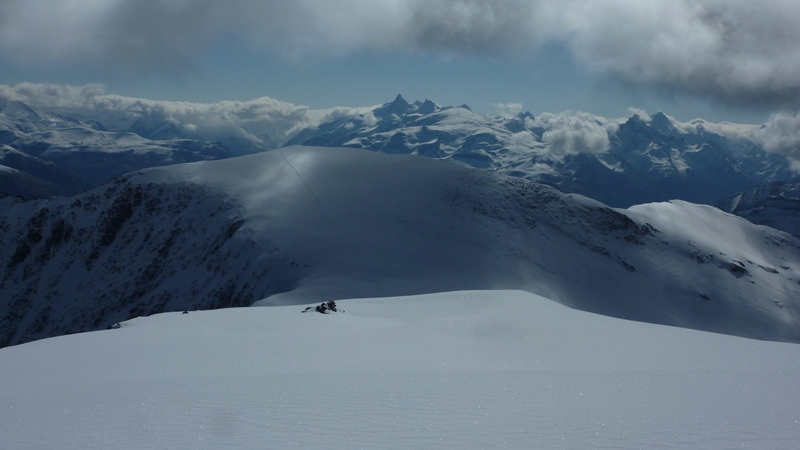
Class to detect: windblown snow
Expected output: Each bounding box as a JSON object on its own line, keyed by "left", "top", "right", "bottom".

{"left": 1, "top": 290, "right": 798, "bottom": 449}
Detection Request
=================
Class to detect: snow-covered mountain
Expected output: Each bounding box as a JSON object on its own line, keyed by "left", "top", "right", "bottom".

{"left": 4, "top": 90, "right": 798, "bottom": 213}
{"left": 3, "top": 290, "right": 799, "bottom": 449}
{"left": 715, "top": 181, "right": 800, "bottom": 237}
{"left": 2, "top": 146, "right": 798, "bottom": 347}
{"left": 0, "top": 98, "right": 231, "bottom": 197}
{"left": 290, "top": 95, "right": 798, "bottom": 207}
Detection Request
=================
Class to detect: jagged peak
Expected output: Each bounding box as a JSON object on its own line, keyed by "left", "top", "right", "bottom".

{"left": 649, "top": 111, "right": 677, "bottom": 136}
{"left": 517, "top": 111, "right": 534, "bottom": 121}
{"left": 390, "top": 93, "right": 407, "bottom": 105}
{"left": 373, "top": 94, "right": 411, "bottom": 119}
{"left": 417, "top": 99, "right": 437, "bottom": 115}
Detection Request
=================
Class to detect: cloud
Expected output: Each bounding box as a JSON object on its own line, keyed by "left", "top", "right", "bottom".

{"left": 754, "top": 111, "right": 800, "bottom": 170}
{"left": 531, "top": 112, "right": 617, "bottom": 155}
{"left": 627, "top": 108, "right": 651, "bottom": 123}
{"left": 547, "top": 1, "right": 800, "bottom": 108}
{"left": 0, "top": 0, "right": 536, "bottom": 69}
{"left": 0, "top": 83, "right": 373, "bottom": 146}
{"left": 3, "top": 1, "right": 800, "bottom": 109}
{"left": 494, "top": 102, "right": 524, "bottom": 118}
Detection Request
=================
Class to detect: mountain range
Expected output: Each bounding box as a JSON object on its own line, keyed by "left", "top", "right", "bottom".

{"left": 290, "top": 95, "right": 798, "bottom": 208}
{"left": 2, "top": 146, "right": 798, "bottom": 347}
{"left": 3, "top": 91, "right": 800, "bottom": 348}
{"left": 0, "top": 97, "right": 230, "bottom": 198}
{"left": 3, "top": 93, "right": 798, "bottom": 211}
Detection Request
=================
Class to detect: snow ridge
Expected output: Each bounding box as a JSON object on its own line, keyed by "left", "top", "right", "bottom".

{"left": 1, "top": 146, "right": 799, "bottom": 346}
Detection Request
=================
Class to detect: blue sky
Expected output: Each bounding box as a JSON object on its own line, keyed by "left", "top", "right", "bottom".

{"left": 1, "top": 1, "right": 800, "bottom": 124}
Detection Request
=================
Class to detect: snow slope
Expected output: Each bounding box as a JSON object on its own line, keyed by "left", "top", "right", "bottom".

{"left": 1, "top": 290, "right": 799, "bottom": 449}
{"left": 716, "top": 181, "right": 800, "bottom": 237}
{"left": 2, "top": 146, "right": 799, "bottom": 346}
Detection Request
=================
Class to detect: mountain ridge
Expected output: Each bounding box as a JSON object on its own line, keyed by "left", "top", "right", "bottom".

{"left": 1, "top": 146, "right": 798, "bottom": 347}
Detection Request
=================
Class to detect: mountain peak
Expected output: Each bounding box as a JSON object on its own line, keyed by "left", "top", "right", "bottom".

{"left": 374, "top": 94, "right": 411, "bottom": 120}
{"left": 417, "top": 99, "right": 437, "bottom": 115}
{"left": 650, "top": 111, "right": 675, "bottom": 135}
{"left": 391, "top": 93, "right": 407, "bottom": 105}
{"left": 517, "top": 111, "right": 534, "bottom": 121}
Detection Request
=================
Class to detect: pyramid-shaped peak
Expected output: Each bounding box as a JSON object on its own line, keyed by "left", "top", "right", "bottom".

{"left": 390, "top": 94, "right": 408, "bottom": 106}
{"left": 374, "top": 94, "right": 411, "bottom": 120}
{"left": 650, "top": 111, "right": 675, "bottom": 134}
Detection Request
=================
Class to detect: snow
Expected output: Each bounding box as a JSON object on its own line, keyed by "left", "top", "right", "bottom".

{"left": 1, "top": 290, "right": 798, "bottom": 449}
{"left": 3, "top": 145, "right": 799, "bottom": 346}
{"left": 0, "top": 163, "right": 19, "bottom": 174}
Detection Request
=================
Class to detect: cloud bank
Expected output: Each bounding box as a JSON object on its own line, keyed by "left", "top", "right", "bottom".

{"left": 0, "top": 0, "right": 800, "bottom": 109}
{"left": 3, "top": 1, "right": 800, "bottom": 109}
{"left": 0, "top": 83, "right": 375, "bottom": 147}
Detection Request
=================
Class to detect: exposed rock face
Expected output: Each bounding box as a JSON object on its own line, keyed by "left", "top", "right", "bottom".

{"left": 0, "top": 176, "right": 295, "bottom": 347}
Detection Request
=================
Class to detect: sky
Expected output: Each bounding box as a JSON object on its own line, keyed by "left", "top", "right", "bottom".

{"left": 2, "top": 0, "right": 800, "bottom": 126}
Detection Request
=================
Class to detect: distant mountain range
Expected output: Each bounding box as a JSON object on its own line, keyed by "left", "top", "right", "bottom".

{"left": 3, "top": 93, "right": 797, "bottom": 211}
{"left": 2, "top": 146, "right": 798, "bottom": 347}
{"left": 290, "top": 94, "right": 798, "bottom": 208}
{"left": 0, "top": 98, "right": 230, "bottom": 198}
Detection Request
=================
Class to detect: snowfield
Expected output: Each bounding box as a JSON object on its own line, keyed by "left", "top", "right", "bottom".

{"left": 1, "top": 290, "right": 799, "bottom": 449}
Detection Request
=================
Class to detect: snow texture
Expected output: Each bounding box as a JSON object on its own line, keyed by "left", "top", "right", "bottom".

{"left": 1, "top": 290, "right": 799, "bottom": 449}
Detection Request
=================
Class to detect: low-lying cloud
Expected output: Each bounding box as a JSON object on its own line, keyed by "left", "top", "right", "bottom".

{"left": 755, "top": 111, "right": 800, "bottom": 170}
{"left": 494, "top": 102, "right": 524, "bottom": 119}
{"left": 530, "top": 112, "right": 617, "bottom": 155}
{"left": 3, "top": 1, "right": 800, "bottom": 109}
{"left": 0, "top": 83, "right": 374, "bottom": 146}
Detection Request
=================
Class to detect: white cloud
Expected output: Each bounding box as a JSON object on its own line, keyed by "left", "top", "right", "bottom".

{"left": 0, "top": 83, "right": 373, "bottom": 145}
{"left": 627, "top": 108, "right": 651, "bottom": 123}
{"left": 494, "top": 102, "right": 524, "bottom": 119}
{"left": 754, "top": 111, "right": 800, "bottom": 170}
{"left": 531, "top": 111, "right": 616, "bottom": 155}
